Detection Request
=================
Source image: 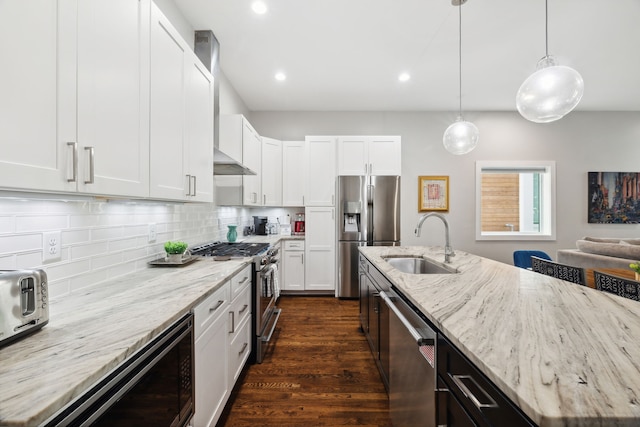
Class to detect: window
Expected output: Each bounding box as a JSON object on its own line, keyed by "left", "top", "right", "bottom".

{"left": 475, "top": 161, "right": 556, "bottom": 240}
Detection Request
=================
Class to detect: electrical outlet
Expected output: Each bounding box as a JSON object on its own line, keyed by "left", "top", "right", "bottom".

{"left": 43, "top": 231, "right": 62, "bottom": 262}
{"left": 148, "top": 223, "right": 157, "bottom": 243}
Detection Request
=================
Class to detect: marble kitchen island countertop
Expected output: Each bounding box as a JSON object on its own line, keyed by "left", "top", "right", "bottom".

{"left": 360, "top": 246, "right": 640, "bottom": 427}
{"left": 0, "top": 257, "right": 251, "bottom": 427}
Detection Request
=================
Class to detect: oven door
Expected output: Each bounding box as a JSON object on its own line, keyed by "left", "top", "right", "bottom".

{"left": 255, "top": 263, "right": 281, "bottom": 363}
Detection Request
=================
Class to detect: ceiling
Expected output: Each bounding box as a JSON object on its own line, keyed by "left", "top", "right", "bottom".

{"left": 174, "top": 0, "right": 640, "bottom": 112}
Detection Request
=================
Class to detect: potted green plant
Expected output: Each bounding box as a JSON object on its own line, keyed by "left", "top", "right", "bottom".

{"left": 165, "top": 241, "right": 189, "bottom": 263}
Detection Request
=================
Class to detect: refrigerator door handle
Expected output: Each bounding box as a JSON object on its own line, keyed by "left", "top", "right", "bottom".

{"left": 367, "top": 184, "right": 374, "bottom": 244}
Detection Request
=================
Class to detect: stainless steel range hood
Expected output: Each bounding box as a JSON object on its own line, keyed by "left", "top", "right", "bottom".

{"left": 213, "top": 147, "right": 256, "bottom": 175}
{"left": 195, "top": 30, "right": 256, "bottom": 176}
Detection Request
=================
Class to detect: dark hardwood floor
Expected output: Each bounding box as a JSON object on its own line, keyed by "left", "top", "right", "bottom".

{"left": 217, "top": 296, "right": 391, "bottom": 427}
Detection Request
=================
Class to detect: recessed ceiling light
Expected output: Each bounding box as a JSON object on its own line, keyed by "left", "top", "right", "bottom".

{"left": 398, "top": 73, "right": 411, "bottom": 82}
{"left": 275, "top": 72, "right": 286, "bottom": 81}
{"left": 252, "top": 1, "right": 267, "bottom": 14}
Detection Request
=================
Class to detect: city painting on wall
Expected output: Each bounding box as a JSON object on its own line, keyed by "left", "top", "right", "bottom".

{"left": 588, "top": 172, "right": 640, "bottom": 223}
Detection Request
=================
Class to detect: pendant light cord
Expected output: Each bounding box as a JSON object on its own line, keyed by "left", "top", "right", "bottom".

{"left": 544, "top": 0, "right": 549, "bottom": 57}
{"left": 458, "top": 3, "right": 462, "bottom": 117}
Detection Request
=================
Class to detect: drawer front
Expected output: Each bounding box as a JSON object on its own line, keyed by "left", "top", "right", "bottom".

{"left": 229, "top": 283, "right": 252, "bottom": 333}
{"left": 437, "top": 335, "right": 535, "bottom": 427}
{"left": 284, "top": 240, "right": 305, "bottom": 251}
{"left": 230, "top": 265, "right": 252, "bottom": 300}
{"left": 228, "top": 315, "right": 252, "bottom": 383}
{"left": 193, "top": 282, "right": 230, "bottom": 338}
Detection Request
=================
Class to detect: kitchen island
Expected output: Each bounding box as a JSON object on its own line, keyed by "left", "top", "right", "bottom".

{"left": 360, "top": 246, "right": 640, "bottom": 427}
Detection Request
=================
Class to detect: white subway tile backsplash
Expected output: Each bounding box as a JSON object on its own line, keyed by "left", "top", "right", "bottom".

{"left": 16, "top": 215, "right": 68, "bottom": 232}
{"left": 70, "top": 241, "right": 110, "bottom": 260}
{"left": 0, "top": 193, "right": 245, "bottom": 300}
{"left": 0, "top": 216, "right": 15, "bottom": 234}
{"left": 0, "top": 233, "right": 42, "bottom": 254}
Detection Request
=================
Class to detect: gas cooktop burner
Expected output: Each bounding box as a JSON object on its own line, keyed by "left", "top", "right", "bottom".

{"left": 190, "top": 241, "right": 269, "bottom": 258}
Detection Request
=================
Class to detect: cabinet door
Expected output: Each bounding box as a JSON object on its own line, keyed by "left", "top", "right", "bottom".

{"left": 242, "top": 121, "right": 262, "bottom": 205}
{"left": 261, "top": 137, "right": 282, "bottom": 206}
{"left": 0, "top": 1, "right": 73, "bottom": 192}
{"left": 304, "top": 207, "right": 336, "bottom": 291}
{"left": 194, "top": 312, "right": 229, "bottom": 427}
{"left": 282, "top": 141, "right": 306, "bottom": 206}
{"left": 305, "top": 136, "right": 336, "bottom": 206}
{"left": 337, "top": 136, "right": 368, "bottom": 176}
{"left": 76, "top": 0, "right": 150, "bottom": 197}
{"left": 185, "top": 56, "right": 214, "bottom": 202}
{"left": 283, "top": 251, "right": 305, "bottom": 291}
{"left": 368, "top": 136, "right": 401, "bottom": 176}
{"left": 149, "top": 4, "right": 187, "bottom": 200}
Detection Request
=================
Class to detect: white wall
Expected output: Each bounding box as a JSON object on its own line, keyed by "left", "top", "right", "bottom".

{"left": 250, "top": 111, "right": 640, "bottom": 264}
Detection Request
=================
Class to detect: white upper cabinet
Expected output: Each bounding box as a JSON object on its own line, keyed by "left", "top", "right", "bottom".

{"left": 282, "top": 141, "right": 306, "bottom": 206}
{"left": 73, "top": 0, "right": 150, "bottom": 197}
{"left": 218, "top": 114, "right": 262, "bottom": 206}
{"left": 0, "top": 0, "right": 151, "bottom": 197}
{"left": 242, "top": 120, "right": 262, "bottom": 206}
{"left": 305, "top": 136, "right": 336, "bottom": 206}
{"left": 261, "top": 137, "right": 282, "bottom": 206}
{"left": 149, "top": 4, "right": 214, "bottom": 201}
{"left": 0, "top": 1, "right": 70, "bottom": 192}
{"left": 337, "top": 136, "right": 401, "bottom": 176}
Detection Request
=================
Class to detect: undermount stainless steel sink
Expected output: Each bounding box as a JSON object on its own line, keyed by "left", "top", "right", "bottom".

{"left": 384, "top": 257, "right": 457, "bottom": 275}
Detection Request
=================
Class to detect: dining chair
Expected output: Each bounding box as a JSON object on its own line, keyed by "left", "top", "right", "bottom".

{"left": 530, "top": 256, "right": 586, "bottom": 286}
{"left": 513, "top": 250, "right": 552, "bottom": 269}
{"left": 593, "top": 270, "right": 640, "bottom": 301}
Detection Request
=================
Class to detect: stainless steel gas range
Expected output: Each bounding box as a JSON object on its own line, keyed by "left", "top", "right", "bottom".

{"left": 190, "top": 241, "right": 281, "bottom": 363}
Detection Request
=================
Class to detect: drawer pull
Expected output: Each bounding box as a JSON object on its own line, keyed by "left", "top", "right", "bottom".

{"left": 238, "top": 342, "right": 248, "bottom": 355}
{"left": 209, "top": 300, "right": 224, "bottom": 313}
{"left": 238, "top": 276, "right": 249, "bottom": 285}
{"left": 239, "top": 304, "right": 249, "bottom": 315}
{"left": 229, "top": 311, "right": 235, "bottom": 334}
{"left": 450, "top": 374, "right": 499, "bottom": 410}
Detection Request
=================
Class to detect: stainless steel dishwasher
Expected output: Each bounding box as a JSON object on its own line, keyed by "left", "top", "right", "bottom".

{"left": 380, "top": 289, "right": 436, "bottom": 427}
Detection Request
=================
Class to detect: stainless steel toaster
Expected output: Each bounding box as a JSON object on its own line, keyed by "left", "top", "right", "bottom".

{"left": 0, "top": 269, "right": 49, "bottom": 347}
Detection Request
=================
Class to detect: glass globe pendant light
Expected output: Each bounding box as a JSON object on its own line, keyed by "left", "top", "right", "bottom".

{"left": 443, "top": 0, "right": 479, "bottom": 155}
{"left": 516, "top": 0, "right": 584, "bottom": 123}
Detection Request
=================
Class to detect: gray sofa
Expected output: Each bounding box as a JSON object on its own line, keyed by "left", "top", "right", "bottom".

{"left": 557, "top": 237, "right": 640, "bottom": 270}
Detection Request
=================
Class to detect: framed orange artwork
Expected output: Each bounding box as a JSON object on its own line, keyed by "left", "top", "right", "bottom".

{"left": 418, "top": 175, "right": 449, "bottom": 212}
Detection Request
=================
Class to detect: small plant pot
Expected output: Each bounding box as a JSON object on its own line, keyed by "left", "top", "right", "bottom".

{"left": 167, "top": 253, "right": 184, "bottom": 263}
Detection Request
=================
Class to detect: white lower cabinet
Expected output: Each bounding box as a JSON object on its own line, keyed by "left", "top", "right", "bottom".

{"left": 193, "top": 265, "right": 252, "bottom": 427}
{"left": 282, "top": 240, "right": 305, "bottom": 292}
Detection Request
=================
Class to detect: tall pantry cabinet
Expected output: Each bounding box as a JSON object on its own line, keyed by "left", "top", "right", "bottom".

{"left": 304, "top": 136, "right": 337, "bottom": 293}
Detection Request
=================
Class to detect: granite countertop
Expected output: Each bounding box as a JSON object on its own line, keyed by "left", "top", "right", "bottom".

{"left": 0, "top": 256, "right": 251, "bottom": 427}
{"left": 0, "top": 234, "right": 301, "bottom": 426}
{"left": 359, "top": 246, "right": 640, "bottom": 427}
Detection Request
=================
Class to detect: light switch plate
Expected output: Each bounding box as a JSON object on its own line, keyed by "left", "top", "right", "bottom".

{"left": 43, "top": 231, "right": 61, "bottom": 262}
{"left": 148, "top": 223, "right": 157, "bottom": 243}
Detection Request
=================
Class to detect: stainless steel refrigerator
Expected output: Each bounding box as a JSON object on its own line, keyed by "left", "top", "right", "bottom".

{"left": 337, "top": 175, "right": 401, "bottom": 298}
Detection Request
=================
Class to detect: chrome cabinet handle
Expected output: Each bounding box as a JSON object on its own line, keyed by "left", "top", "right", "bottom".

{"left": 229, "top": 311, "right": 235, "bottom": 334}
{"left": 192, "top": 175, "right": 197, "bottom": 196}
{"left": 208, "top": 300, "right": 224, "bottom": 313}
{"left": 84, "top": 146, "right": 95, "bottom": 184}
{"left": 450, "top": 374, "right": 499, "bottom": 410}
{"left": 238, "top": 276, "right": 249, "bottom": 285}
{"left": 238, "top": 342, "right": 248, "bottom": 355}
{"left": 239, "top": 304, "right": 248, "bottom": 315}
{"left": 380, "top": 291, "right": 428, "bottom": 346}
{"left": 301, "top": 254, "right": 304, "bottom": 264}
{"left": 67, "top": 142, "right": 78, "bottom": 182}
{"left": 364, "top": 163, "right": 367, "bottom": 174}
{"left": 186, "top": 174, "right": 192, "bottom": 196}
{"left": 264, "top": 194, "right": 266, "bottom": 205}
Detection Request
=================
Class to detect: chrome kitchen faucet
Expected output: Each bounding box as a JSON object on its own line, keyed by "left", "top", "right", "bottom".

{"left": 414, "top": 212, "right": 455, "bottom": 263}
